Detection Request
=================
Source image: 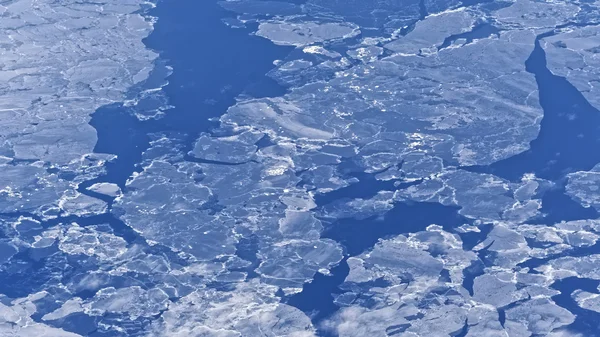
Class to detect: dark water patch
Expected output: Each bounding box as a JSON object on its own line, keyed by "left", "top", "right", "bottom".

{"left": 462, "top": 259, "right": 485, "bottom": 296}
{"left": 57, "top": 313, "right": 99, "bottom": 336}
{"left": 268, "top": 0, "right": 308, "bottom": 4}
{"left": 451, "top": 321, "right": 469, "bottom": 337}
{"left": 183, "top": 153, "right": 253, "bottom": 166}
{"left": 477, "top": 0, "right": 514, "bottom": 11}
{"left": 458, "top": 222, "right": 493, "bottom": 251}
{"left": 90, "top": 104, "right": 151, "bottom": 189}
{"left": 286, "top": 256, "right": 350, "bottom": 327}
{"left": 0, "top": 211, "right": 45, "bottom": 222}
{"left": 218, "top": 0, "right": 303, "bottom": 17}
{"left": 255, "top": 134, "right": 276, "bottom": 150}
{"left": 144, "top": 0, "right": 291, "bottom": 133}
{"left": 462, "top": 238, "right": 497, "bottom": 295}
{"left": 233, "top": 235, "right": 260, "bottom": 278}
{"left": 460, "top": 0, "right": 496, "bottom": 6}
{"left": 498, "top": 308, "right": 506, "bottom": 327}
{"left": 387, "top": 323, "right": 412, "bottom": 335}
{"left": 0, "top": 245, "right": 62, "bottom": 298}
{"left": 33, "top": 312, "right": 99, "bottom": 336}
{"left": 419, "top": 0, "right": 428, "bottom": 20}
{"left": 399, "top": 21, "right": 418, "bottom": 37}
{"left": 439, "top": 268, "right": 452, "bottom": 282}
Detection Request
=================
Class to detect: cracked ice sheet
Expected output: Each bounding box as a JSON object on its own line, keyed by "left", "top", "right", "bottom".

{"left": 189, "top": 130, "right": 263, "bottom": 164}
{"left": 41, "top": 286, "right": 169, "bottom": 322}
{"left": 0, "top": 0, "right": 158, "bottom": 222}
{"left": 0, "top": 212, "right": 162, "bottom": 303}
{"left": 143, "top": 1, "right": 584, "bottom": 317}
{"left": 0, "top": 154, "right": 112, "bottom": 219}
{"left": 461, "top": 220, "right": 600, "bottom": 334}
{"left": 114, "top": 156, "right": 236, "bottom": 260}
{"left": 573, "top": 290, "right": 600, "bottom": 313}
{"left": 566, "top": 163, "right": 600, "bottom": 210}
{"left": 229, "top": 28, "right": 543, "bottom": 171}
{"left": 384, "top": 8, "right": 478, "bottom": 55}
{"left": 0, "top": 0, "right": 157, "bottom": 164}
{"left": 58, "top": 192, "right": 108, "bottom": 217}
{"left": 147, "top": 280, "right": 316, "bottom": 337}
{"left": 494, "top": 0, "right": 581, "bottom": 29}
{"left": 314, "top": 217, "right": 600, "bottom": 336}
{"left": 323, "top": 226, "right": 575, "bottom": 337}
{"left": 256, "top": 21, "right": 360, "bottom": 47}
{"left": 224, "top": 0, "right": 595, "bottom": 173}
{"left": 303, "top": 0, "right": 422, "bottom": 31}
{"left": 538, "top": 254, "right": 600, "bottom": 281}
{"left": 327, "top": 226, "right": 477, "bottom": 337}
{"left": 0, "top": 220, "right": 261, "bottom": 334}
{"left": 0, "top": 292, "right": 82, "bottom": 336}
{"left": 54, "top": 223, "right": 128, "bottom": 261}
{"left": 115, "top": 135, "right": 343, "bottom": 294}
{"left": 470, "top": 222, "right": 598, "bottom": 307}
{"left": 395, "top": 170, "right": 546, "bottom": 222}
{"left": 472, "top": 219, "right": 600, "bottom": 272}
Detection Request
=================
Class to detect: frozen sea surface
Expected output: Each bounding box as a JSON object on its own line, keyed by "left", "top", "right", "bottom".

{"left": 3, "top": 0, "right": 600, "bottom": 336}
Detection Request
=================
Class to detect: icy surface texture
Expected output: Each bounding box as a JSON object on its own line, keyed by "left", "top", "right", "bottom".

{"left": 3, "top": 0, "right": 600, "bottom": 335}
{"left": 567, "top": 164, "right": 600, "bottom": 210}
{"left": 0, "top": 0, "right": 156, "bottom": 221}
{"left": 0, "top": 0, "right": 156, "bottom": 164}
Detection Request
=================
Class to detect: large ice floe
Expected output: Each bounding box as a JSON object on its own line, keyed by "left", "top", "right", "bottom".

{"left": 3, "top": 0, "right": 600, "bottom": 335}
{"left": 0, "top": 0, "right": 157, "bottom": 221}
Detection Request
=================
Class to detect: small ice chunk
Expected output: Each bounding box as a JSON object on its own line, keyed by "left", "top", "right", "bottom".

{"left": 87, "top": 182, "right": 121, "bottom": 197}
{"left": 573, "top": 290, "right": 600, "bottom": 313}
{"left": 303, "top": 45, "right": 341, "bottom": 58}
